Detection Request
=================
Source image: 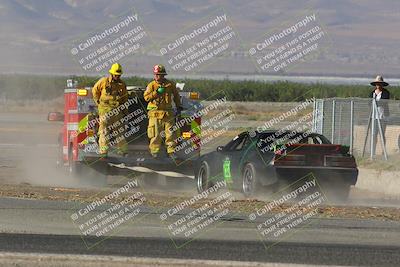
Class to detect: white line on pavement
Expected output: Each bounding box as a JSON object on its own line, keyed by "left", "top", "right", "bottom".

{"left": 0, "top": 143, "right": 57, "bottom": 147}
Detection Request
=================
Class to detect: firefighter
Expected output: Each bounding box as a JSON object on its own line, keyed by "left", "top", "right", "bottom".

{"left": 144, "top": 64, "right": 182, "bottom": 158}
{"left": 92, "top": 63, "right": 128, "bottom": 156}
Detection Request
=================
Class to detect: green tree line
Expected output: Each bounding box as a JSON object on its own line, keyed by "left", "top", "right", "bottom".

{"left": 0, "top": 74, "right": 399, "bottom": 102}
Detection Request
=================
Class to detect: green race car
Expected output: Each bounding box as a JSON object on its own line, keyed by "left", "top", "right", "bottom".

{"left": 195, "top": 130, "right": 358, "bottom": 200}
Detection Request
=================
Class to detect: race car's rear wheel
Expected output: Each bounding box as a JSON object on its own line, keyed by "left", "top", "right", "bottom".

{"left": 196, "top": 161, "right": 211, "bottom": 193}
{"left": 242, "top": 163, "right": 258, "bottom": 197}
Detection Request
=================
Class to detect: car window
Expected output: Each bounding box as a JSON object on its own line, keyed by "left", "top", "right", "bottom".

{"left": 312, "top": 135, "right": 323, "bottom": 144}
{"left": 257, "top": 133, "right": 323, "bottom": 147}
{"left": 293, "top": 134, "right": 332, "bottom": 145}
{"left": 315, "top": 134, "right": 331, "bottom": 144}
{"left": 296, "top": 136, "right": 309, "bottom": 144}
{"left": 235, "top": 134, "right": 249, "bottom": 150}
{"left": 225, "top": 133, "right": 249, "bottom": 151}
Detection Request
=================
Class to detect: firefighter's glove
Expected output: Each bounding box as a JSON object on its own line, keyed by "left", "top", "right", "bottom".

{"left": 157, "top": 87, "right": 165, "bottom": 94}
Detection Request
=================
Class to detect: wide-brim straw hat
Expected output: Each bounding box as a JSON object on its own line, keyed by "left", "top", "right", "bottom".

{"left": 370, "top": 75, "right": 389, "bottom": 86}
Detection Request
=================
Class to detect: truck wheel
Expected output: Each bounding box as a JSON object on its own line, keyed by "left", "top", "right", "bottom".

{"left": 242, "top": 163, "right": 259, "bottom": 197}
{"left": 196, "top": 161, "right": 211, "bottom": 193}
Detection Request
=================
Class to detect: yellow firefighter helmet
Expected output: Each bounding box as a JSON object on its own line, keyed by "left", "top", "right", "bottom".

{"left": 109, "top": 63, "right": 123, "bottom": 75}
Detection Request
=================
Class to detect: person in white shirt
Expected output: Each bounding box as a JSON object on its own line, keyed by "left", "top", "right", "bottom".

{"left": 369, "top": 75, "right": 390, "bottom": 155}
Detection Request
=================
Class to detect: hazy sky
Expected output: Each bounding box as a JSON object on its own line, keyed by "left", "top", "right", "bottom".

{"left": 1, "top": 0, "right": 400, "bottom": 77}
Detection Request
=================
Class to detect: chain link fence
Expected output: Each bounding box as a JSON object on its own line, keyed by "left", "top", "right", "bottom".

{"left": 312, "top": 98, "right": 400, "bottom": 160}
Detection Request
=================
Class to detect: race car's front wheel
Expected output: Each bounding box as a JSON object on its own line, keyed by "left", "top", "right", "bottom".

{"left": 242, "top": 163, "right": 258, "bottom": 197}
{"left": 196, "top": 161, "right": 211, "bottom": 193}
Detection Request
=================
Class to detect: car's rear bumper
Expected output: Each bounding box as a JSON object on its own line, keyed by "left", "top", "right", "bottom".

{"left": 275, "top": 166, "right": 358, "bottom": 185}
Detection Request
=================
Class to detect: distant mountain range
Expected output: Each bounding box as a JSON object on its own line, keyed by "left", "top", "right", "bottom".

{"left": 1, "top": 0, "right": 400, "bottom": 78}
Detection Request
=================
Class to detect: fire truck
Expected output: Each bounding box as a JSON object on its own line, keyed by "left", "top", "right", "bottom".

{"left": 48, "top": 79, "right": 202, "bottom": 186}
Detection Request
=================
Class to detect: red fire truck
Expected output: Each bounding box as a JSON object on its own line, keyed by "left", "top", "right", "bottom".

{"left": 48, "top": 79, "right": 202, "bottom": 186}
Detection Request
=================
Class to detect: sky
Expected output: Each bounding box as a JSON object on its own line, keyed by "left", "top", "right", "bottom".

{"left": 1, "top": 0, "right": 400, "bottom": 78}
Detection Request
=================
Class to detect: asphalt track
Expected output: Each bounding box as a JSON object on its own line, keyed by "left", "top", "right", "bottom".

{"left": 0, "top": 233, "right": 399, "bottom": 266}
{"left": 0, "top": 197, "right": 400, "bottom": 266}
{"left": 1, "top": 112, "right": 400, "bottom": 266}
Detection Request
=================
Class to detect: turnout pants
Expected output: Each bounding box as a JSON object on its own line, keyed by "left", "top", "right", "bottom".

{"left": 98, "top": 106, "right": 128, "bottom": 154}
{"left": 147, "top": 110, "right": 176, "bottom": 155}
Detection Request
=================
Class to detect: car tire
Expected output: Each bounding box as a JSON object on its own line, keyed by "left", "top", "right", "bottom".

{"left": 196, "top": 161, "right": 211, "bottom": 193}
{"left": 242, "top": 163, "right": 259, "bottom": 197}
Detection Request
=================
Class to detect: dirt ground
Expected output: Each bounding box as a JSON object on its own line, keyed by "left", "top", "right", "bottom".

{"left": 0, "top": 111, "right": 399, "bottom": 222}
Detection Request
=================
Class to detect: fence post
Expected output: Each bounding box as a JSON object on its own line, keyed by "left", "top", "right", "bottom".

{"left": 312, "top": 100, "right": 317, "bottom": 132}
{"left": 350, "top": 100, "right": 354, "bottom": 155}
{"left": 338, "top": 103, "right": 343, "bottom": 144}
{"left": 331, "top": 100, "right": 336, "bottom": 143}
{"left": 370, "top": 99, "right": 375, "bottom": 159}
{"left": 320, "top": 100, "right": 324, "bottom": 134}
